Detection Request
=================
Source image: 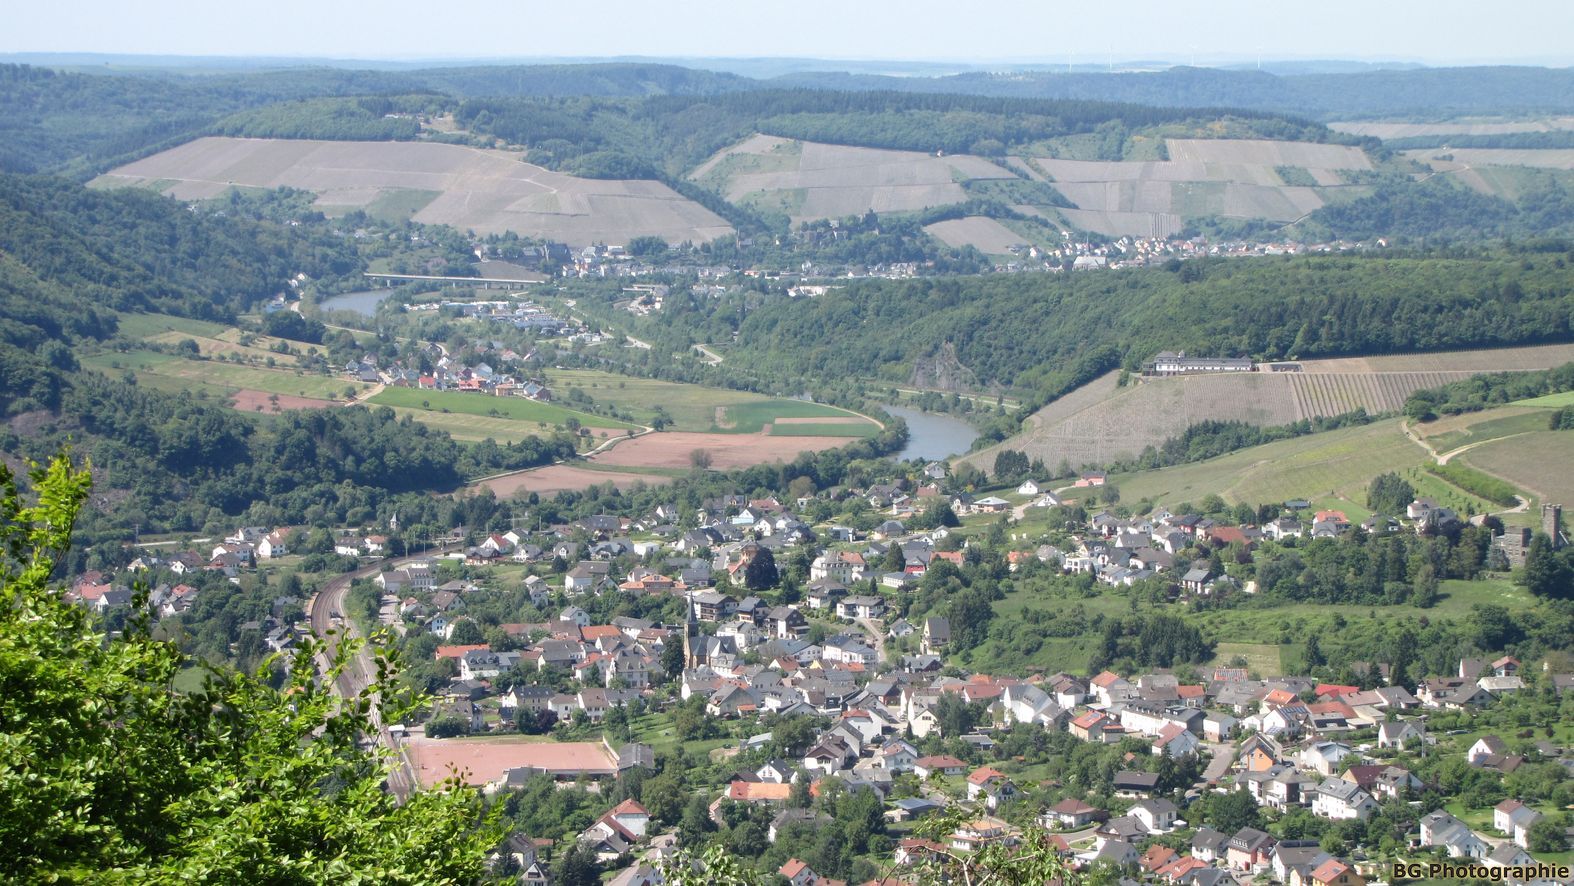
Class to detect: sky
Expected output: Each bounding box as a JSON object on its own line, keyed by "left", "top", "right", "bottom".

{"left": 6, "top": 0, "right": 1573, "bottom": 67}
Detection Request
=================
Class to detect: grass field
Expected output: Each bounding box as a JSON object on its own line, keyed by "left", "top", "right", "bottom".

{"left": 543, "top": 369, "right": 878, "bottom": 434}
{"left": 115, "top": 311, "right": 230, "bottom": 340}
{"left": 767, "top": 422, "right": 879, "bottom": 437}
{"left": 1210, "top": 642, "right": 1286, "bottom": 677}
{"left": 1111, "top": 420, "right": 1424, "bottom": 510}
{"left": 362, "top": 187, "right": 441, "bottom": 222}
{"left": 1461, "top": 431, "right": 1574, "bottom": 504}
{"left": 369, "top": 387, "right": 631, "bottom": 430}
{"left": 721, "top": 399, "right": 871, "bottom": 433}
{"left": 82, "top": 349, "right": 371, "bottom": 401}
{"left": 1415, "top": 407, "right": 1548, "bottom": 452}
{"left": 973, "top": 574, "right": 1534, "bottom": 677}
{"left": 1513, "top": 390, "right": 1574, "bottom": 408}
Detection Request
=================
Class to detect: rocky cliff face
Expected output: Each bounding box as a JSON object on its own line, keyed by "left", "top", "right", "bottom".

{"left": 910, "top": 342, "right": 979, "bottom": 392}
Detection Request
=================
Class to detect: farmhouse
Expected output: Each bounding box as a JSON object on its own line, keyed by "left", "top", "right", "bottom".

{"left": 1142, "top": 351, "right": 1256, "bottom": 376}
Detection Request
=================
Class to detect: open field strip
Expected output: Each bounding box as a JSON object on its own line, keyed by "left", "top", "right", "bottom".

{"left": 82, "top": 350, "right": 371, "bottom": 401}
{"left": 1513, "top": 390, "right": 1574, "bottom": 408}
{"left": 369, "top": 387, "right": 632, "bottom": 430}
{"left": 544, "top": 368, "right": 790, "bottom": 430}
{"left": 1460, "top": 432, "right": 1574, "bottom": 505}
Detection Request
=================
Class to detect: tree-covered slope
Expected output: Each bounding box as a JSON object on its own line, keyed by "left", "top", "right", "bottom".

{"left": 640, "top": 246, "right": 1574, "bottom": 407}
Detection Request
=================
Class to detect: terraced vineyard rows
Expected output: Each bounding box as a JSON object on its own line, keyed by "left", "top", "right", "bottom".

{"left": 1287, "top": 371, "right": 1479, "bottom": 418}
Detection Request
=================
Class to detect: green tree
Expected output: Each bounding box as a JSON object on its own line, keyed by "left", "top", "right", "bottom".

{"left": 1303, "top": 633, "right": 1326, "bottom": 669}
{"left": 1522, "top": 533, "right": 1573, "bottom": 599}
{"left": 1527, "top": 817, "right": 1569, "bottom": 852}
{"left": 1202, "top": 790, "right": 1263, "bottom": 834}
{"left": 1367, "top": 472, "right": 1416, "bottom": 517}
{"left": 1412, "top": 563, "right": 1440, "bottom": 608}
{"left": 0, "top": 452, "right": 500, "bottom": 882}
{"left": 446, "top": 618, "right": 485, "bottom": 645}
{"left": 744, "top": 548, "right": 778, "bottom": 591}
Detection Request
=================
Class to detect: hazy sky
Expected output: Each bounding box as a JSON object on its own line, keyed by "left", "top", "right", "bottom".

{"left": 7, "top": 0, "right": 1573, "bottom": 66}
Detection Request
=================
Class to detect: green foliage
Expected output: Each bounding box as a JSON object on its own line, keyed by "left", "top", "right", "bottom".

{"left": 1424, "top": 462, "right": 1519, "bottom": 507}
{"left": 213, "top": 96, "right": 425, "bottom": 141}
{"left": 711, "top": 249, "right": 1574, "bottom": 412}
{"left": 1406, "top": 361, "right": 1574, "bottom": 419}
{"left": 1551, "top": 406, "right": 1574, "bottom": 430}
{"left": 1522, "top": 534, "right": 1574, "bottom": 600}
{"left": 1311, "top": 176, "right": 1574, "bottom": 242}
{"left": 1368, "top": 471, "right": 1417, "bottom": 517}
{"left": 455, "top": 89, "right": 1303, "bottom": 180}
{"left": 0, "top": 451, "right": 501, "bottom": 882}
{"left": 993, "top": 448, "right": 1030, "bottom": 481}
{"left": 1528, "top": 817, "right": 1570, "bottom": 852}
{"left": 261, "top": 309, "right": 326, "bottom": 344}
{"left": 1117, "top": 410, "right": 1376, "bottom": 473}
{"left": 743, "top": 547, "right": 779, "bottom": 590}
{"left": 1090, "top": 613, "right": 1214, "bottom": 672}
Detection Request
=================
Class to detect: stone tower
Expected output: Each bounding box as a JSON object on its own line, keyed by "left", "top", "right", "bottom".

{"left": 682, "top": 591, "right": 700, "bottom": 669}
{"left": 1544, "top": 504, "right": 1565, "bottom": 549}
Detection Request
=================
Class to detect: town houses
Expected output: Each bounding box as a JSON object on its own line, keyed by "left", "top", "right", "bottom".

{"left": 63, "top": 467, "right": 1573, "bottom": 886}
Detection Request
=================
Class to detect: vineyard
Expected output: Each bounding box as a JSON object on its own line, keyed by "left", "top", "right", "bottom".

{"left": 1286, "top": 371, "right": 1477, "bottom": 417}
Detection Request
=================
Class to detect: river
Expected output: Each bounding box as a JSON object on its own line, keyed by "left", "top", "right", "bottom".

{"left": 880, "top": 403, "right": 980, "bottom": 462}
{"left": 318, "top": 290, "right": 392, "bottom": 317}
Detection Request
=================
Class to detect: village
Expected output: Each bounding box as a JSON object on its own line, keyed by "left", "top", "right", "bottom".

{"left": 72, "top": 460, "right": 1574, "bottom": 886}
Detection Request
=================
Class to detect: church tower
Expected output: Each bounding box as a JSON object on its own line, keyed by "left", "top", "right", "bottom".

{"left": 682, "top": 591, "right": 701, "bottom": 669}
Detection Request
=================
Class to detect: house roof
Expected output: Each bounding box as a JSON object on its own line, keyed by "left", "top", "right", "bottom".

{"left": 610, "top": 798, "right": 649, "bottom": 817}
{"left": 1311, "top": 859, "right": 1351, "bottom": 883}
{"left": 727, "top": 781, "right": 792, "bottom": 802}
{"left": 966, "top": 766, "right": 1006, "bottom": 785}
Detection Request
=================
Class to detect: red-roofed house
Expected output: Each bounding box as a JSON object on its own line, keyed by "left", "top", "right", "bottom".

{"left": 780, "top": 858, "right": 820, "bottom": 886}
{"left": 435, "top": 644, "right": 490, "bottom": 661}
{"left": 914, "top": 755, "right": 967, "bottom": 778}
{"left": 1306, "top": 858, "right": 1365, "bottom": 886}
{"left": 1153, "top": 722, "right": 1200, "bottom": 758}
{"left": 1315, "top": 684, "right": 1359, "bottom": 699}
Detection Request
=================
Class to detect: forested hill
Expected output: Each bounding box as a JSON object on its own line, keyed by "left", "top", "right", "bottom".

{"left": 769, "top": 65, "right": 1574, "bottom": 119}
{"left": 637, "top": 245, "right": 1574, "bottom": 408}
{"left": 451, "top": 90, "right": 1329, "bottom": 179}
{"left": 0, "top": 173, "right": 575, "bottom": 541}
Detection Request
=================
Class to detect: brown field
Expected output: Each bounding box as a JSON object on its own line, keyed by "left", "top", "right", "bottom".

{"left": 692, "top": 137, "right": 1014, "bottom": 223}
{"left": 229, "top": 390, "right": 339, "bottom": 412}
{"left": 1331, "top": 118, "right": 1574, "bottom": 139}
{"left": 593, "top": 430, "right": 853, "bottom": 470}
{"left": 94, "top": 137, "right": 733, "bottom": 246}
{"left": 477, "top": 465, "right": 672, "bottom": 497}
{"left": 404, "top": 737, "right": 617, "bottom": 788}
{"left": 923, "top": 216, "right": 1027, "bottom": 254}
{"left": 1300, "top": 343, "right": 1574, "bottom": 373}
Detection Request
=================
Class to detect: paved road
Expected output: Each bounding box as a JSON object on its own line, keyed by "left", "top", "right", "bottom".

{"left": 308, "top": 545, "right": 457, "bottom": 802}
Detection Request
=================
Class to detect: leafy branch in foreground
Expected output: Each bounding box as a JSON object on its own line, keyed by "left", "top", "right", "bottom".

{"left": 0, "top": 450, "right": 501, "bottom": 883}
